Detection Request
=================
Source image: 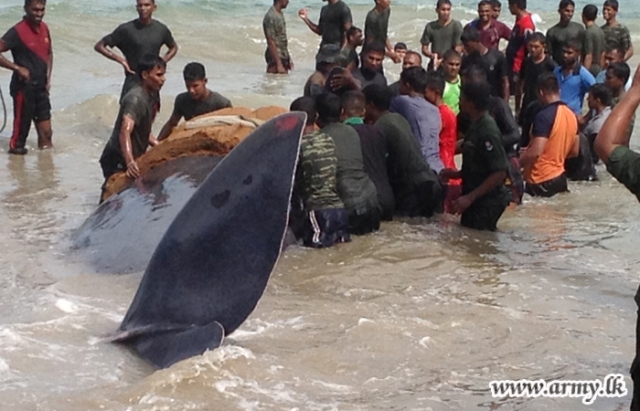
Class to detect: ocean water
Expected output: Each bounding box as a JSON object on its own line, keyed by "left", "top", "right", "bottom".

{"left": 0, "top": 1, "right": 640, "bottom": 410}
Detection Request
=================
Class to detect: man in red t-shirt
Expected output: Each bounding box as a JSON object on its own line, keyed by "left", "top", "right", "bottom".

{"left": 425, "top": 71, "right": 461, "bottom": 213}
{"left": 505, "top": 0, "right": 535, "bottom": 86}
{"left": 0, "top": 0, "right": 53, "bottom": 154}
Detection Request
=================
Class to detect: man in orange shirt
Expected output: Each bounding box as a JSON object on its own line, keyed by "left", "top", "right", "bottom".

{"left": 519, "top": 72, "right": 579, "bottom": 196}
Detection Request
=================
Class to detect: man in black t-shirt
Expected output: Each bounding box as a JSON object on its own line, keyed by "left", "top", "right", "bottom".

{"left": 158, "top": 63, "right": 232, "bottom": 141}
{"left": 460, "top": 26, "right": 509, "bottom": 101}
{"left": 94, "top": 0, "right": 178, "bottom": 98}
{"left": 299, "top": 0, "right": 352, "bottom": 50}
{"left": 516, "top": 32, "right": 557, "bottom": 123}
{"left": 0, "top": 0, "right": 53, "bottom": 154}
{"left": 99, "top": 54, "right": 166, "bottom": 202}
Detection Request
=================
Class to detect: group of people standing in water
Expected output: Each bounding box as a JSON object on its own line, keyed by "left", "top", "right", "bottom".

{"left": 3, "top": 0, "right": 640, "bottom": 407}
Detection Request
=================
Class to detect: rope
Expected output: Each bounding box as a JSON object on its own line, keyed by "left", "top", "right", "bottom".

{"left": 0, "top": 84, "right": 6, "bottom": 135}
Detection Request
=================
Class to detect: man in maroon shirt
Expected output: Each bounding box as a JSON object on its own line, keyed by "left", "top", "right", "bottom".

{"left": 0, "top": 0, "right": 53, "bottom": 155}
{"left": 466, "top": 0, "right": 511, "bottom": 50}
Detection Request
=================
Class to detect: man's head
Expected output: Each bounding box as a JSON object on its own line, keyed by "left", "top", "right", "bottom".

{"left": 136, "top": 0, "right": 156, "bottom": 20}
{"left": 561, "top": 39, "right": 582, "bottom": 67}
{"left": 341, "top": 90, "right": 366, "bottom": 120}
{"left": 602, "top": 0, "right": 618, "bottom": 22}
{"left": 315, "top": 92, "right": 342, "bottom": 126}
{"left": 290, "top": 96, "right": 317, "bottom": 127}
{"left": 527, "top": 32, "right": 547, "bottom": 59}
{"left": 536, "top": 72, "right": 560, "bottom": 103}
{"left": 394, "top": 42, "right": 408, "bottom": 61}
{"left": 491, "top": 0, "right": 502, "bottom": 19}
{"left": 605, "top": 62, "right": 630, "bottom": 92}
{"left": 582, "top": 4, "right": 598, "bottom": 24}
{"left": 461, "top": 27, "right": 483, "bottom": 55}
{"left": 399, "top": 66, "right": 429, "bottom": 95}
{"left": 363, "top": 84, "right": 393, "bottom": 121}
{"left": 461, "top": 65, "right": 488, "bottom": 85}
{"left": 182, "top": 62, "right": 209, "bottom": 100}
{"left": 137, "top": 53, "right": 166, "bottom": 92}
{"left": 402, "top": 51, "right": 422, "bottom": 70}
{"left": 460, "top": 81, "right": 492, "bottom": 116}
{"left": 346, "top": 26, "right": 364, "bottom": 47}
{"left": 603, "top": 45, "right": 625, "bottom": 69}
{"left": 478, "top": 0, "right": 493, "bottom": 23}
{"left": 587, "top": 83, "right": 612, "bottom": 110}
{"left": 508, "top": 0, "right": 526, "bottom": 15}
{"left": 442, "top": 49, "right": 462, "bottom": 80}
{"left": 375, "top": 0, "right": 391, "bottom": 10}
{"left": 24, "top": 0, "right": 46, "bottom": 25}
{"left": 558, "top": 0, "right": 575, "bottom": 24}
{"left": 275, "top": 0, "right": 290, "bottom": 9}
{"left": 436, "top": 0, "right": 452, "bottom": 22}
{"left": 361, "top": 41, "right": 386, "bottom": 72}
{"left": 424, "top": 71, "right": 446, "bottom": 105}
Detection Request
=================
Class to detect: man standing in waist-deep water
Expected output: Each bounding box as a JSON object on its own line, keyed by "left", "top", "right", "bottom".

{"left": 298, "top": 0, "right": 352, "bottom": 50}
{"left": 0, "top": 0, "right": 53, "bottom": 155}
{"left": 594, "top": 65, "right": 640, "bottom": 411}
{"left": 94, "top": 0, "right": 177, "bottom": 99}
{"left": 99, "top": 55, "right": 166, "bottom": 201}
{"left": 263, "top": 0, "right": 293, "bottom": 74}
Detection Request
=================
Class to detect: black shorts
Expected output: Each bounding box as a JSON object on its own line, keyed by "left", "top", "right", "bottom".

{"left": 301, "top": 208, "right": 351, "bottom": 248}
{"left": 525, "top": 173, "right": 569, "bottom": 197}
{"left": 9, "top": 85, "right": 51, "bottom": 150}
{"left": 349, "top": 206, "right": 381, "bottom": 236}
{"left": 460, "top": 189, "right": 511, "bottom": 231}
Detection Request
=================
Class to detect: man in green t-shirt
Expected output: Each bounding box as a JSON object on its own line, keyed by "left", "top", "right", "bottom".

{"left": 263, "top": 0, "right": 292, "bottom": 74}
{"left": 440, "top": 81, "right": 511, "bottom": 231}
{"left": 364, "top": 0, "right": 400, "bottom": 63}
{"left": 545, "top": 0, "right": 585, "bottom": 66}
{"left": 420, "top": 0, "right": 463, "bottom": 69}
{"left": 95, "top": 0, "right": 178, "bottom": 99}
{"left": 601, "top": 0, "right": 633, "bottom": 62}
{"left": 581, "top": 4, "right": 605, "bottom": 77}
{"left": 594, "top": 64, "right": 640, "bottom": 411}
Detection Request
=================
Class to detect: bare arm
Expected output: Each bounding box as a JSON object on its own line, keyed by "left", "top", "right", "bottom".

{"left": 583, "top": 53, "right": 593, "bottom": 71}
{"left": 94, "top": 38, "right": 134, "bottom": 74}
{"left": 158, "top": 113, "right": 181, "bottom": 141}
{"left": 595, "top": 66, "right": 640, "bottom": 162}
{"left": 625, "top": 43, "right": 634, "bottom": 62}
{"left": 119, "top": 114, "right": 140, "bottom": 178}
{"left": 298, "top": 8, "right": 321, "bottom": 35}
{"left": 0, "top": 40, "right": 29, "bottom": 81}
{"left": 501, "top": 75, "right": 510, "bottom": 102}
{"left": 452, "top": 170, "right": 507, "bottom": 214}
{"left": 162, "top": 41, "right": 178, "bottom": 63}
{"left": 515, "top": 75, "right": 524, "bottom": 115}
{"left": 519, "top": 136, "right": 548, "bottom": 171}
{"left": 421, "top": 43, "right": 434, "bottom": 59}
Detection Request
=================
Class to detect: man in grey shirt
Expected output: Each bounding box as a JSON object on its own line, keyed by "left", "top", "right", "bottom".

{"left": 582, "top": 83, "right": 612, "bottom": 162}
{"left": 391, "top": 67, "right": 443, "bottom": 173}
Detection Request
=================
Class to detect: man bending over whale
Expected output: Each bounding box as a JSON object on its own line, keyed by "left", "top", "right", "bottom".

{"left": 157, "top": 62, "right": 231, "bottom": 141}
{"left": 290, "top": 96, "right": 351, "bottom": 248}
{"left": 594, "top": 65, "right": 640, "bottom": 411}
{"left": 99, "top": 54, "right": 165, "bottom": 200}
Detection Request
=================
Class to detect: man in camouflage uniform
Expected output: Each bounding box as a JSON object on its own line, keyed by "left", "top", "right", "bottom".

{"left": 601, "top": 0, "right": 633, "bottom": 62}
{"left": 263, "top": 0, "right": 292, "bottom": 74}
{"left": 290, "top": 96, "right": 351, "bottom": 248}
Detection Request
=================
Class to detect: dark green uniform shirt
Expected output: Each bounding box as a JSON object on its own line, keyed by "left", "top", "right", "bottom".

{"left": 364, "top": 8, "right": 390, "bottom": 45}
{"left": 606, "top": 146, "right": 640, "bottom": 200}
{"left": 584, "top": 24, "right": 606, "bottom": 77}
{"left": 263, "top": 6, "right": 290, "bottom": 63}
{"left": 546, "top": 21, "right": 585, "bottom": 65}
{"left": 318, "top": 0, "right": 353, "bottom": 47}
{"left": 374, "top": 112, "right": 439, "bottom": 196}
{"left": 103, "top": 85, "right": 159, "bottom": 160}
{"left": 297, "top": 131, "right": 344, "bottom": 211}
{"left": 173, "top": 90, "right": 232, "bottom": 121}
{"left": 601, "top": 23, "right": 632, "bottom": 53}
{"left": 420, "top": 19, "right": 463, "bottom": 56}
{"left": 321, "top": 123, "right": 379, "bottom": 215}
{"left": 460, "top": 113, "right": 510, "bottom": 196}
{"left": 102, "top": 19, "right": 175, "bottom": 73}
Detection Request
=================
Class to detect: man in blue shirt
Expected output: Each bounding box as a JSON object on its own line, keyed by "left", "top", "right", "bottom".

{"left": 391, "top": 66, "right": 443, "bottom": 173}
{"left": 553, "top": 39, "right": 595, "bottom": 114}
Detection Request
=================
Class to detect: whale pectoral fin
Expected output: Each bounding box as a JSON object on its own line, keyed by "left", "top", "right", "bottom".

{"left": 134, "top": 321, "right": 225, "bottom": 369}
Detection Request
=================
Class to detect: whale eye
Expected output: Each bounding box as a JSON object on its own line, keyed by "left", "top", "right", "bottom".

{"left": 211, "top": 190, "right": 231, "bottom": 208}
{"left": 243, "top": 175, "right": 253, "bottom": 185}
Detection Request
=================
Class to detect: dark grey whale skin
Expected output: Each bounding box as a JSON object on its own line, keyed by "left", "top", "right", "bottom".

{"left": 107, "top": 113, "right": 305, "bottom": 369}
